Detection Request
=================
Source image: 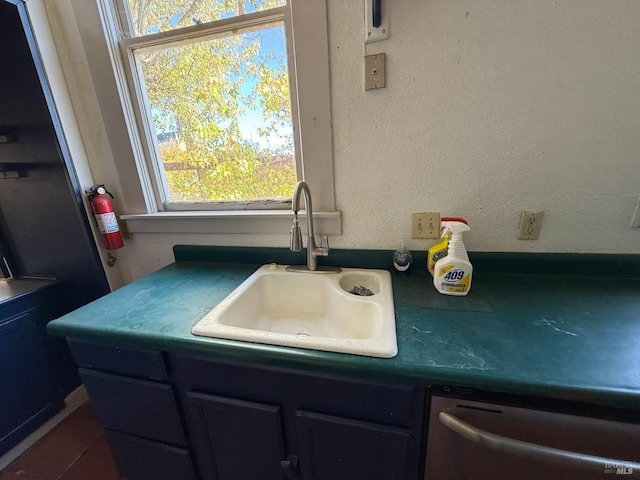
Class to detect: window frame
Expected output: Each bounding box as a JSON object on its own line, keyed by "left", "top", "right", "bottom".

{"left": 119, "top": 5, "right": 296, "bottom": 211}
{"left": 94, "top": 0, "right": 339, "bottom": 233}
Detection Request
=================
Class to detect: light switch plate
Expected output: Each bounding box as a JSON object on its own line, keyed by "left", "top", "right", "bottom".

{"left": 411, "top": 212, "right": 441, "bottom": 239}
{"left": 365, "top": 54, "right": 386, "bottom": 90}
{"left": 365, "top": 0, "right": 390, "bottom": 43}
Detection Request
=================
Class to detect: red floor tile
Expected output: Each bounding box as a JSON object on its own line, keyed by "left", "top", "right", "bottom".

{"left": 60, "top": 436, "right": 120, "bottom": 480}
{"left": 0, "top": 403, "right": 120, "bottom": 480}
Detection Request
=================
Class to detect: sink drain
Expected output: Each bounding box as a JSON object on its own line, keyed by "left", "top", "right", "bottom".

{"left": 349, "top": 285, "right": 374, "bottom": 296}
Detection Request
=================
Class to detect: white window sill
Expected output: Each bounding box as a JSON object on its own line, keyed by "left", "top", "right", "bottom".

{"left": 120, "top": 210, "right": 342, "bottom": 235}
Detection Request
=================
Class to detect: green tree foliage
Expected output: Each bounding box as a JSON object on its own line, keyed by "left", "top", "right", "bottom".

{"left": 161, "top": 140, "right": 296, "bottom": 202}
{"left": 128, "top": 0, "right": 295, "bottom": 204}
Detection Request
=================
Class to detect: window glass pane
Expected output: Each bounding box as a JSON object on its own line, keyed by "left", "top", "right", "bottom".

{"left": 135, "top": 23, "right": 296, "bottom": 204}
{"left": 126, "top": 0, "right": 287, "bottom": 37}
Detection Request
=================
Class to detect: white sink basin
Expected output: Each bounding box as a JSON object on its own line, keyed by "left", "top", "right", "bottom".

{"left": 192, "top": 264, "right": 397, "bottom": 358}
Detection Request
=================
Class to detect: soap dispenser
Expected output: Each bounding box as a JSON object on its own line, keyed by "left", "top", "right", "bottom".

{"left": 392, "top": 241, "right": 413, "bottom": 274}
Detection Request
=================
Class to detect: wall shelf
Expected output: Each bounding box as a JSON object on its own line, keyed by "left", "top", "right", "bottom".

{"left": 0, "top": 162, "right": 37, "bottom": 179}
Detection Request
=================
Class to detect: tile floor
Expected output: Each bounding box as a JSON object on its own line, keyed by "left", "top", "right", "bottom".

{"left": 0, "top": 402, "right": 121, "bottom": 480}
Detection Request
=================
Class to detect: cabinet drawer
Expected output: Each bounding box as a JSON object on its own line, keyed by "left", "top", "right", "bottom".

{"left": 69, "top": 341, "right": 167, "bottom": 380}
{"left": 80, "top": 369, "right": 186, "bottom": 445}
{"left": 105, "top": 429, "right": 196, "bottom": 480}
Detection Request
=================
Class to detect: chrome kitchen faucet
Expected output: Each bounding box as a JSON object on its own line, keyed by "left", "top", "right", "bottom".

{"left": 287, "top": 181, "right": 340, "bottom": 272}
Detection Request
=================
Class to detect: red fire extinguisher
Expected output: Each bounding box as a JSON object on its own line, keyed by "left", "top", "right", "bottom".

{"left": 86, "top": 184, "right": 124, "bottom": 250}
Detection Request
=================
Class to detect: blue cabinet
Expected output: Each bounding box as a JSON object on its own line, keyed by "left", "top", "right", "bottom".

{"left": 68, "top": 341, "right": 197, "bottom": 480}
{"left": 172, "top": 354, "right": 425, "bottom": 480}
{"left": 0, "top": 293, "right": 65, "bottom": 456}
{"left": 67, "top": 342, "right": 427, "bottom": 480}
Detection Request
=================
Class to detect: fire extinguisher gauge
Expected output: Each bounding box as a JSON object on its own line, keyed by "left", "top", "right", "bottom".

{"left": 85, "top": 184, "right": 114, "bottom": 199}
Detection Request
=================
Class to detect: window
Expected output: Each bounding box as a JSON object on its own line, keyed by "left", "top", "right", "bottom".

{"left": 99, "top": 0, "right": 337, "bottom": 222}
{"left": 116, "top": 0, "right": 298, "bottom": 210}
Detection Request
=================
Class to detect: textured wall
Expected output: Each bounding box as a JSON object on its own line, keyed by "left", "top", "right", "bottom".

{"left": 45, "top": 0, "right": 640, "bottom": 280}
{"left": 329, "top": 0, "right": 640, "bottom": 253}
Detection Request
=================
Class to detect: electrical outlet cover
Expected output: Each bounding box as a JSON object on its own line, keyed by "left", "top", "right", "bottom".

{"left": 518, "top": 211, "right": 544, "bottom": 240}
{"left": 365, "top": 54, "right": 386, "bottom": 90}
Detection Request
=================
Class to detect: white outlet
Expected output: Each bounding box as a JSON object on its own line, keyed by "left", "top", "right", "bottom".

{"left": 518, "top": 211, "right": 544, "bottom": 240}
{"left": 412, "top": 212, "right": 440, "bottom": 239}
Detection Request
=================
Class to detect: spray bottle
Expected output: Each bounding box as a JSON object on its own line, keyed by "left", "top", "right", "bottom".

{"left": 433, "top": 218, "right": 472, "bottom": 296}
{"left": 427, "top": 233, "right": 450, "bottom": 277}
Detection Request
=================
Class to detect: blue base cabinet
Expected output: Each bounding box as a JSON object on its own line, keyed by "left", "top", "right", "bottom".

{"left": 0, "top": 290, "right": 66, "bottom": 456}
{"left": 68, "top": 341, "right": 197, "bottom": 480}
{"left": 66, "top": 342, "right": 427, "bottom": 480}
{"left": 171, "top": 354, "right": 426, "bottom": 480}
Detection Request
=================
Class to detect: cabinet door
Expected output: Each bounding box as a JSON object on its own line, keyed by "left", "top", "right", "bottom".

{"left": 186, "top": 391, "right": 286, "bottom": 480}
{"left": 0, "top": 309, "right": 63, "bottom": 455}
{"left": 297, "top": 410, "right": 414, "bottom": 480}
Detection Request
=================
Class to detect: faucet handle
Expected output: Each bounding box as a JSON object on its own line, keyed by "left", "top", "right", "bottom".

{"left": 320, "top": 235, "right": 330, "bottom": 256}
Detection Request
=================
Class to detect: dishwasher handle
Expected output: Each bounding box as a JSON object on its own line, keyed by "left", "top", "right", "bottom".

{"left": 439, "top": 411, "right": 640, "bottom": 471}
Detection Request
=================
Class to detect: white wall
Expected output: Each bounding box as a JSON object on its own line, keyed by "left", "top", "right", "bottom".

{"left": 330, "top": 0, "right": 640, "bottom": 252}
{"left": 42, "top": 0, "right": 640, "bottom": 281}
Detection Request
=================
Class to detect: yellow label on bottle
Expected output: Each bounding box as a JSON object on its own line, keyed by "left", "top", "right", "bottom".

{"left": 437, "top": 266, "right": 470, "bottom": 293}
{"left": 427, "top": 235, "right": 450, "bottom": 276}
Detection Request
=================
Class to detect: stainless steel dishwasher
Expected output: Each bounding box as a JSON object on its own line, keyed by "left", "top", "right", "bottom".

{"left": 425, "top": 387, "right": 640, "bottom": 479}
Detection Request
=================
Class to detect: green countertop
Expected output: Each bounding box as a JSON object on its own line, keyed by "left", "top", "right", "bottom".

{"left": 47, "top": 246, "right": 640, "bottom": 411}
